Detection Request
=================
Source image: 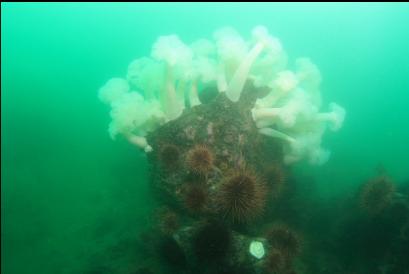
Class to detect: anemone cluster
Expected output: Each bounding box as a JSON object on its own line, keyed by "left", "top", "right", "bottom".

{"left": 94, "top": 23, "right": 409, "bottom": 271}
{"left": 99, "top": 26, "right": 345, "bottom": 165}
{"left": 98, "top": 26, "right": 351, "bottom": 274}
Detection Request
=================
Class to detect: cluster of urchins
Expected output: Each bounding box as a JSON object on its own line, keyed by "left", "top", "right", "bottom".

{"left": 138, "top": 142, "right": 408, "bottom": 274}
{"left": 146, "top": 143, "right": 302, "bottom": 274}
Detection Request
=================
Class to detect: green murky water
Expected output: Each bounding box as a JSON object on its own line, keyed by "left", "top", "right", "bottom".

{"left": 2, "top": 3, "right": 409, "bottom": 274}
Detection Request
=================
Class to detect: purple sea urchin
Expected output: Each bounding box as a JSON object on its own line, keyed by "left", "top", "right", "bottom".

{"left": 216, "top": 170, "right": 266, "bottom": 223}
{"left": 157, "top": 207, "right": 180, "bottom": 235}
{"left": 183, "top": 184, "right": 208, "bottom": 212}
{"left": 186, "top": 145, "right": 214, "bottom": 175}
{"left": 264, "top": 248, "right": 285, "bottom": 274}
{"left": 360, "top": 175, "right": 395, "bottom": 215}
{"left": 266, "top": 224, "right": 301, "bottom": 259}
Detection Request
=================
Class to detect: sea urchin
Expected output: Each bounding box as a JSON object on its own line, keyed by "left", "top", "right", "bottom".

{"left": 266, "top": 223, "right": 301, "bottom": 258}
{"left": 216, "top": 170, "right": 266, "bottom": 223}
{"left": 186, "top": 145, "right": 214, "bottom": 175}
{"left": 360, "top": 175, "right": 395, "bottom": 215}
{"left": 263, "top": 248, "right": 285, "bottom": 274}
{"left": 183, "top": 184, "right": 208, "bottom": 212}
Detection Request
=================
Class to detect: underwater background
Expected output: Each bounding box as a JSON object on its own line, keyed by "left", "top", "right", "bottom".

{"left": 2, "top": 3, "right": 409, "bottom": 274}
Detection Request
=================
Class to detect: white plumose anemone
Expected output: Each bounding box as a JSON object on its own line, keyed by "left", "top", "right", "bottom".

{"left": 99, "top": 26, "right": 345, "bottom": 160}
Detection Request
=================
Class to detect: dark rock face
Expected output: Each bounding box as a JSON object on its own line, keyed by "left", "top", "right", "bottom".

{"left": 146, "top": 82, "right": 283, "bottom": 217}
{"left": 145, "top": 82, "right": 288, "bottom": 273}
{"left": 192, "top": 220, "right": 232, "bottom": 263}
{"left": 157, "top": 236, "right": 187, "bottom": 269}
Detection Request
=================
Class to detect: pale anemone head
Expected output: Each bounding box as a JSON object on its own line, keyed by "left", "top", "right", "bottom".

{"left": 108, "top": 92, "right": 165, "bottom": 139}
{"left": 151, "top": 34, "right": 192, "bottom": 67}
{"left": 252, "top": 25, "right": 283, "bottom": 53}
{"left": 296, "top": 57, "right": 322, "bottom": 89}
{"left": 326, "top": 102, "right": 346, "bottom": 131}
{"left": 98, "top": 78, "right": 129, "bottom": 105}
{"left": 272, "top": 70, "right": 298, "bottom": 93}
{"left": 213, "top": 26, "right": 247, "bottom": 63}
{"left": 308, "top": 147, "right": 331, "bottom": 166}
{"left": 126, "top": 57, "right": 164, "bottom": 100}
{"left": 192, "top": 57, "right": 218, "bottom": 83}
{"left": 249, "top": 26, "right": 285, "bottom": 88}
{"left": 190, "top": 38, "right": 216, "bottom": 58}
{"left": 296, "top": 57, "right": 322, "bottom": 106}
